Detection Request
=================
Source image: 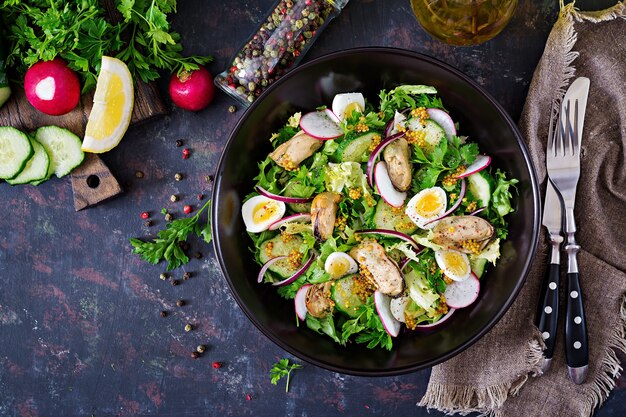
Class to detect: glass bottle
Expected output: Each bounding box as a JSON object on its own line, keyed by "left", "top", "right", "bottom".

{"left": 411, "top": 0, "right": 518, "bottom": 46}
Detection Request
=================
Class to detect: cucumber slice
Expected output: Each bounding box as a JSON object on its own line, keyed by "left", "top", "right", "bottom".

{"left": 469, "top": 256, "right": 488, "bottom": 279}
{"left": 408, "top": 118, "right": 446, "bottom": 148}
{"left": 0, "top": 127, "right": 33, "bottom": 179}
{"left": 284, "top": 180, "right": 312, "bottom": 213}
{"left": 374, "top": 199, "right": 417, "bottom": 234}
{"left": 0, "top": 86, "right": 11, "bottom": 108}
{"left": 339, "top": 132, "right": 379, "bottom": 162}
{"left": 6, "top": 137, "right": 50, "bottom": 185}
{"left": 331, "top": 274, "right": 366, "bottom": 318}
{"left": 35, "top": 126, "right": 84, "bottom": 178}
{"left": 467, "top": 171, "right": 494, "bottom": 207}
{"left": 259, "top": 234, "right": 305, "bottom": 278}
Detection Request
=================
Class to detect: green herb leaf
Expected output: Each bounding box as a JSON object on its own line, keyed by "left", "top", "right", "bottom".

{"left": 270, "top": 359, "right": 303, "bottom": 393}
{"left": 130, "top": 199, "right": 212, "bottom": 270}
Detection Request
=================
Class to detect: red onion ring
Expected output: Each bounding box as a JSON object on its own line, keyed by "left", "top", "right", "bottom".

{"left": 268, "top": 213, "right": 312, "bottom": 231}
{"left": 355, "top": 228, "right": 423, "bottom": 252}
{"left": 272, "top": 255, "right": 316, "bottom": 287}
{"left": 256, "top": 186, "right": 313, "bottom": 204}
{"left": 258, "top": 256, "right": 288, "bottom": 283}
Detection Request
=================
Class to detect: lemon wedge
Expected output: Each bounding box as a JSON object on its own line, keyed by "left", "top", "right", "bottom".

{"left": 82, "top": 56, "right": 134, "bottom": 153}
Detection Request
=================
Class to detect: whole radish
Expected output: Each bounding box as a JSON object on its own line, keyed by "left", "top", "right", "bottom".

{"left": 24, "top": 58, "right": 81, "bottom": 116}
{"left": 169, "top": 66, "right": 215, "bottom": 111}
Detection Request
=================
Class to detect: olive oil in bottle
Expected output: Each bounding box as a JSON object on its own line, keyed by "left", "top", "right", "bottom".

{"left": 411, "top": 0, "right": 518, "bottom": 46}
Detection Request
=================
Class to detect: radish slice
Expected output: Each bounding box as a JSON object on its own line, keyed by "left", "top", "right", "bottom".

{"left": 366, "top": 132, "right": 404, "bottom": 187}
{"left": 390, "top": 295, "right": 410, "bottom": 322}
{"left": 256, "top": 186, "right": 313, "bottom": 204}
{"left": 258, "top": 256, "right": 288, "bottom": 283}
{"left": 415, "top": 309, "right": 456, "bottom": 329}
{"left": 355, "top": 229, "right": 423, "bottom": 252}
{"left": 374, "top": 161, "right": 406, "bottom": 207}
{"left": 299, "top": 110, "right": 343, "bottom": 140}
{"left": 374, "top": 291, "right": 401, "bottom": 337}
{"left": 426, "top": 108, "right": 456, "bottom": 141}
{"left": 444, "top": 273, "right": 480, "bottom": 308}
{"left": 325, "top": 108, "right": 341, "bottom": 124}
{"left": 455, "top": 155, "right": 492, "bottom": 178}
{"left": 268, "top": 213, "right": 312, "bottom": 231}
{"left": 272, "top": 255, "right": 316, "bottom": 287}
{"left": 295, "top": 284, "right": 311, "bottom": 321}
{"left": 423, "top": 178, "right": 466, "bottom": 226}
{"left": 469, "top": 207, "right": 487, "bottom": 216}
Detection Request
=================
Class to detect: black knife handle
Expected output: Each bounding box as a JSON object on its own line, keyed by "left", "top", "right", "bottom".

{"left": 536, "top": 263, "right": 560, "bottom": 361}
{"left": 565, "top": 272, "right": 588, "bottom": 369}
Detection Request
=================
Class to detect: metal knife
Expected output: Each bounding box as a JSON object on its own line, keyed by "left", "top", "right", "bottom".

{"left": 560, "top": 77, "right": 590, "bottom": 384}
{"left": 535, "top": 179, "right": 563, "bottom": 373}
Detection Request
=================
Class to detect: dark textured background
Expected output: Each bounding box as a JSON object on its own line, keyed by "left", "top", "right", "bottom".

{"left": 1, "top": 0, "right": 624, "bottom": 416}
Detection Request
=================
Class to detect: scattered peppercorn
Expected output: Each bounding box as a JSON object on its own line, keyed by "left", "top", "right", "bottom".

{"left": 144, "top": 220, "right": 153, "bottom": 227}
{"left": 194, "top": 252, "right": 203, "bottom": 259}
{"left": 176, "top": 299, "right": 185, "bottom": 307}
{"left": 184, "top": 324, "right": 193, "bottom": 332}
{"left": 182, "top": 149, "right": 190, "bottom": 160}
{"left": 159, "top": 310, "right": 167, "bottom": 317}
{"left": 170, "top": 194, "right": 179, "bottom": 202}
{"left": 228, "top": 105, "right": 237, "bottom": 113}
{"left": 182, "top": 271, "right": 191, "bottom": 280}
{"left": 179, "top": 241, "right": 190, "bottom": 251}
{"left": 174, "top": 173, "right": 183, "bottom": 181}
{"left": 245, "top": 394, "right": 252, "bottom": 401}
{"left": 165, "top": 213, "right": 173, "bottom": 222}
{"left": 135, "top": 171, "right": 144, "bottom": 179}
{"left": 196, "top": 345, "right": 206, "bottom": 354}
{"left": 140, "top": 211, "right": 150, "bottom": 219}
{"left": 183, "top": 205, "right": 192, "bottom": 214}
{"left": 212, "top": 361, "right": 222, "bottom": 369}
{"left": 197, "top": 194, "right": 204, "bottom": 201}
{"left": 171, "top": 279, "right": 179, "bottom": 286}
{"left": 191, "top": 351, "right": 200, "bottom": 359}
{"left": 175, "top": 139, "right": 183, "bottom": 147}
{"left": 159, "top": 273, "right": 168, "bottom": 280}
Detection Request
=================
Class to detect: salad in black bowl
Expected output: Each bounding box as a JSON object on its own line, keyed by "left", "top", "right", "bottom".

{"left": 212, "top": 48, "right": 540, "bottom": 375}
{"left": 241, "top": 85, "right": 518, "bottom": 350}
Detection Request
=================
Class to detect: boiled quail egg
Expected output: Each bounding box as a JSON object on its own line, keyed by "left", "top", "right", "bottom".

{"left": 241, "top": 195, "right": 286, "bottom": 233}
{"left": 324, "top": 252, "right": 358, "bottom": 279}
{"left": 332, "top": 93, "right": 365, "bottom": 121}
{"left": 435, "top": 249, "right": 471, "bottom": 282}
{"left": 405, "top": 186, "right": 447, "bottom": 229}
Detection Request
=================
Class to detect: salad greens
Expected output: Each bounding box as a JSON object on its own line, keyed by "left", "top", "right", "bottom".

{"left": 244, "top": 85, "right": 518, "bottom": 349}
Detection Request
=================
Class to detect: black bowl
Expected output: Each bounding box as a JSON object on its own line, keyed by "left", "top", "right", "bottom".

{"left": 211, "top": 47, "right": 540, "bottom": 376}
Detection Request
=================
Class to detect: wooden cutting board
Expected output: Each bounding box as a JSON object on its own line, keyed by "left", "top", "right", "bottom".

{"left": 0, "top": 0, "right": 168, "bottom": 210}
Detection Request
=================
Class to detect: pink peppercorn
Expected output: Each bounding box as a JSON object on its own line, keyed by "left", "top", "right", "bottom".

{"left": 183, "top": 205, "right": 192, "bottom": 214}
{"left": 140, "top": 211, "right": 150, "bottom": 219}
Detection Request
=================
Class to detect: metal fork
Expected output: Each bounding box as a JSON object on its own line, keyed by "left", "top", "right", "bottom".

{"left": 546, "top": 99, "right": 589, "bottom": 384}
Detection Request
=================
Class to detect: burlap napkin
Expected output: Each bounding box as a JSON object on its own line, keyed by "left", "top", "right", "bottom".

{"left": 419, "top": 1, "right": 626, "bottom": 416}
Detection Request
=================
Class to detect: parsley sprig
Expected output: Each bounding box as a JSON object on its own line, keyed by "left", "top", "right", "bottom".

{"left": 0, "top": 0, "right": 212, "bottom": 91}
{"left": 270, "top": 359, "right": 303, "bottom": 393}
{"left": 129, "top": 199, "right": 212, "bottom": 270}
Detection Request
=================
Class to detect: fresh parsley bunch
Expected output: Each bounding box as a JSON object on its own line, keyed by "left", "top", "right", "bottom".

{"left": 0, "top": 0, "right": 212, "bottom": 92}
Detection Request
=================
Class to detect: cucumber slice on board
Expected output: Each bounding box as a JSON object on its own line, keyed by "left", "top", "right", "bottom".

{"left": 0, "top": 127, "right": 33, "bottom": 179}
{"left": 35, "top": 126, "right": 85, "bottom": 178}
{"left": 6, "top": 137, "right": 50, "bottom": 185}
